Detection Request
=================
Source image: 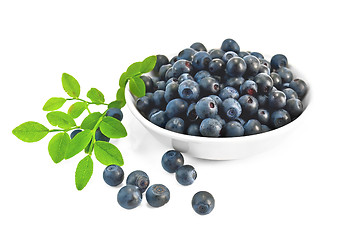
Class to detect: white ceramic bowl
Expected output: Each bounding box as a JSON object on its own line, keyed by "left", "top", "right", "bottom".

{"left": 126, "top": 61, "right": 311, "bottom": 160}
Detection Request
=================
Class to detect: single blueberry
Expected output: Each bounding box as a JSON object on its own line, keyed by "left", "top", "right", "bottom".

{"left": 261, "top": 124, "right": 271, "bottom": 133}
{"left": 140, "top": 75, "right": 154, "bottom": 93}
{"left": 257, "top": 109, "right": 270, "bottom": 125}
{"left": 165, "top": 117, "right": 185, "bottom": 133}
{"left": 126, "top": 170, "right": 150, "bottom": 193}
{"left": 178, "top": 73, "right": 194, "bottom": 84}
{"left": 95, "top": 128, "right": 110, "bottom": 142}
{"left": 254, "top": 73, "right": 274, "bottom": 95}
{"left": 270, "top": 109, "right": 291, "bottom": 128}
{"left": 282, "top": 88, "right": 299, "bottom": 100}
{"left": 150, "top": 110, "right": 169, "bottom": 128}
{"left": 240, "top": 80, "right": 258, "bottom": 96}
{"left": 190, "top": 42, "right": 207, "bottom": 52}
{"left": 175, "top": 165, "right": 197, "bottom": 186}
{"left": 222, "top": 121, "right": 244, "bottom": 137}
{"left": 226, "top": 57, "right": 247, "bottom": 77}
{"left": 208, "top": 58, "right": 225, "bottom": 75}
{"left": 238, "top": 51, "right": 250, "bottom": 58}
{"left": 117, "top": 185, "right": 142, "bottom": 209}
{"left": 285, "top": 98, "right": 303, "bottom": 118}
{"left": 222, "top": 51, "right": 238, "bottom": 63}
{"left": 172, "top": 59, "right": 193, "bottom": 78}
{"left": 187, "top": 123, "right": 201, "bottom": 136}
{"left": 159, "top": 64, "right": 172, "bottom": 81}
{"left": 243, "top": 119, "right": 262, "bottom": 135}
{"left": 199, "top": 76, "right": 220, "bottom": 95}
{"left": 103, "top": 165, "right": 124, "bottom": 187}
{"left": 165, "top": 98, "right": 189, "bottom": 118}
{"left": 225, "top": 76, "right": 245, "bottom": 89}
{"left": 209, "top": 49, "right": 226, "bottom": 59}
{"left": 136, "top": 95, "right": 153, "bottom": 114}
{"left": 277, "top": 67, "right": 293, "bottom": 83}
{"left": 270, "top": 54, "right": 288, "bottom": 70}
{"left": 164, "top": 82, "right": 179, "bottom": 103}
{"left": 177, "top": 48, "right": 197, "bottom": 61}
{"left": 192, "top": 51, "right": 211, "bottom": 71}
{"left": 199, "top": 118, "right": 222, "bottom": 137}
{"left": 268, "top": 90, "right": 287, "bottom": 109}
{"left": 221, "top": 38, "right": 240, "bottom": 53}
{"left": 194, "top": 70, "right": 211, "bottom": 83}
{"left": 178, "top": 80, "right": 200, "bottom": 101}
{"left": 250, "top": 51, "right": 264, "bottom": 59}
{"left": 195, "top": 97, "right": 218, "bottom": 119}
{"left": 187, "top": 103, "right": 199, "bottom": 122}
{"left": 221, "top": 98, "right": 242, "bottom": 120}
{"left": 153, "top": 55, "right": 169, "bottom": 74}
{"left": 219, "top": 86, "right": 240, "bottom": 100}
{"left": 243, "top": 55, "right": 261, "bottom": 77}
{"left": 270, "top": 72, "right": 283, "bottom": 90}
{"left": 192, "top": 191, "right": 215, "bottom": 215}
{"left": 146, "top": 184, "right": 170, "bottom": 208}
{"left": 238, "top": 94, "right": 259, "bottom": 117}
{"left": 105, "top": 108, "right": 123, "bottom": 121}
{"left": 161, "top": 150, "right": 184, "bottom": 173}
{"left": 289, "top": 79, "right": 308, "bottom": 99}
{"left": 153, "top": 90, "right": 166, "bottom": 108}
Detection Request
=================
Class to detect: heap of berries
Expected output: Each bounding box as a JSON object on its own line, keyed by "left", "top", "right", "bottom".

{"left": 135, "top": 38, "right": 308, "bottom": 137}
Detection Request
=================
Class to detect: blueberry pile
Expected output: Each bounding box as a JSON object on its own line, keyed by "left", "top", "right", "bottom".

{"left": 135, "top": 38, "right": 308, "bottom": 137}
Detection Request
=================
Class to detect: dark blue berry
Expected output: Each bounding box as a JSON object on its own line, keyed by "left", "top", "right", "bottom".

{"left": 70, "top": 129, "right": 82, "bottom": 139}
{"left": 153, "top": 90, "right": 166, "bottom": 108}
{"left": 254, "top": 73, "right": 273, "bottom": 95}
{"left": 192, "top": 51, "right": 211, "bottom": 71}
{"left": 226, "top": 57, "right": 247, "bottom": 77}
{"left": 268, "top": 90, "right": 287, "bottom": 109}
{"left": 257, "top": 109, "right": 270, "bottom": 125}
{"left": 225, "top": 76, "right": 245, "bottom": 89}
{"left": 222, "top": 51, "right": 238, "bottom": 63}
{"left": 270, "top": 54, "right": 288, "bottom": 70}
{"left": 103, "top": 165, "right": 124, "bottom": 186}
{"left": 195, "top": 97, "right": 218, "bottom": 119}
{"left": 199, "top": 76, "right": 220, "bottom": 95}
{"left": 164, "top": 67, "right": 174, "bottom": 81}
{"left": 150, "top": 110, "right": 169, "bottom": 128}
{"left": 159, "top": 64, "right": 172, "bottom": 81}
{"left": 192, "top": 191, "right": 215, "bottom": 215}
{"left": 257, "top": 94, "right": 268, "bottom": 108}
{"left": 221, "top": 98, "right": 242, "bottom": 120}
{"left": 271, "top": 109, "right": 291, "bottom": 128}
{"left": 260, "top": 59, "right": 271, "bottom": 69}
{"left": 238, "top": 51, "right": 250, "bottom": 58}
{"left": 117, "top": 185, "right": 142, "bottom": 209}
{"left": 95, "top": 128, "right": 110, "bottom": 142}
{"left": 187, "top": 123, "right": 201, "bottom": 136}
{"left": 221, "top": 38, "right": 240, "bottom": 53}
{"left": 178, "top": 73, "right": 194, "bottom": 84}
{"left": 270, "top": 72, "right": 283, "bottom": 90}
{"left": 208, "top": 58, "right": 225, "bottom": 75}
{"left": 165, "top": 117, "right": 185, "bottom": 133}
{"left": 222, "top": 121, "right": 244, "bottom": 137}
{"left": 175, "top": 165, "right": 197, "bottom": 186}
{"left": 258, "top": 64, "right": 270, "bottom": 75}
{"left": 164, "top": 82, "right": 179, "bottom": 103}
{"left": 219, "top": 86, "right": 240, "bottom": 100}
{"left": 136, "top": 95, "right": 153, "bottom": 114}
{"left": 153, "top": 55, "right": 169, "bottom": 74}
{"left": 172, "top": 59, "right": 193, "bottom": 78}
{"left": 277, "top": 67, "right": 293, "bottom": 83}
{"left": 285, "top": 98, "right": 303, "bottom": 118}
{"left": 187, "top": 103, "right": 199, "bottom": 122}
{"left": 238, "top": 94, "right": 259, "bottom": 116}
{"left": 165, "top": 98, "right": 188, "bottom": 118}
{"left": 243, "top": 55, "right": 261, "bottom": 77}
{"left": 243, "top": 119, "right": 262, "bottom": 135}
{"left": 208, "top": 95, "right": 223, "bottom": 108}
{"left": 178, "top": 80, "right": 200, "bottom": 101}
{"left": 199, "top": 118, "right": 222, "bottom": 137}
{"left": 289, "top": 79, "right": 308, "bottom": 99}
{"left": 126, "top": 170, "right": 150, "bottom": 193}
{"left": 261, "top": 124, "right": 271, "bottom": 132}
{"left": 106, "top": 108, "right": 123, "bottom": 121}
{"left": 177, "top": 48, "right": 197, "bottom": 61}
{"left": 282, "top": 88, "right": 298, "bottom": 100}
{"left": 194, "top": 70, "right": 211, "bottom": 83}
{"left": 190, "top": 42, "right": 207, "bottom": 52}
{"left": 161, "top": 150, "right": 184, "bottom": 173}
{"left": 240, "top": 80, "right": 258, "bottom": 96}
{"left": 209, "top": 49, "right": 225, "bottom": 59}
{"left": 140, "top": 75, "right": 154, "bottom": 93}
{"left": 250, "top": 51, "right": 264, "bottom": 59}
{"left": 146, "top": 184, "right": 170, "bottom": 208}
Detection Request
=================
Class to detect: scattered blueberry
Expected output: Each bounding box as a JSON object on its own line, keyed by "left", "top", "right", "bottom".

{"left": 176, "top": 165, "right": 197, "bottom": 186}
{"left": 103, "top": 165, "right": 124, "bottom": 187}
{"left": 117, "top": 185, "right": 142, "bottom": 209}
{"left": 192, "top": 191, "right": 215, "bottom": 215}
{"left": 126, "top": 170, "right": 150, "bottom": 193}
{"left": 161, "top": 150, "right": 184, "bottom": 173}
{"left": 146, "top": 184, "right": 170, "bottom": 208}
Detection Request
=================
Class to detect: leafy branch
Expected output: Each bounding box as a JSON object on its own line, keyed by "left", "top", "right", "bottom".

{"left": 12, "top": 55, "right": 157, "bottom": 191}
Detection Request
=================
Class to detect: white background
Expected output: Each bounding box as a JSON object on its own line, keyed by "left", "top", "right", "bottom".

{"left": 1, "top": 0, "right": 360, "bottom": 239}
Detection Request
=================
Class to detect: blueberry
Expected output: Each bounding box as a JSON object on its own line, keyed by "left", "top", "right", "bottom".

{"left": 153, "top": 55, "right": 169, "bottom": 74}
{"left": 270, "top": 72, "right": 283, "bottom": 90}
{"left": 175, "top": 165, "right": 197, "bottom": 186}
{"left": 187, "top": 103, "right": 199, "bottom": 122}
{"left": 209, "top": 49, "right": 226, "bottom": 59}
{"left": 159, "top": 64, "right": 172, "bottom": 81}
{"left": 225, "top": 76, "right": 245, "bottom": 89}
{"left": 222, "top": 51, "right": 238, "bottom": 63}
{"left": 164, "top": 82, "right": 179, "bottom": 103}
{"left": 165, "top": 98, "right": 189, "bottom": 118}
{"left": 147, "top": 108, "right": 160, "bottom": 120}
{"left": 222, "top": 121, "right": 244, "bottom": 137}
{"left": 238, "top": 94, "right": 259, "bottom": 116}
{"left": 192, "top": 191, "right": 215, "bottom": 215}
{"left": 126, "top": 170, "right": 150, "bottom": 193}
{"left": 195, "top": 97, "right": 218, "bottom": 119}
{"left": 238, "top": 51, "right": 250, "bottom": 58}
{"left": 169, "top": 56, "right": 177, "bottom": 65}
{"left": 282, "top": 88, "right": 298, "bottom": 100}
{"left": 234, "top": 117, "right": 246, "bottom": 125}
{"left": 140, "top": 75, "right": 154, "bottom": 93}
{"left": 226, "top": 57, "right": 247, "bottom": 77}
{"left": 136, "top": 95, "right": 153, "bottom": 114}
{"left": 208, "top": 58, "right": 225, "bottom": 75}
{"left": 257, "top": 94, "right": 268, "bottom": 108}
{"left": 117, "top": 185, "right": 142, "bottom": 209}
{"left": 285, "top": 98, "right": 303, "bottom": 118}
{"left": 250, "top": 51, "right": 264, "bottom": 59}
{"left": 270, "top": 109, "right": 291, "bottom": 128}
{"left": 177, "top": 48, "right": 197, "bottom": 61}
{"left": 178, "top": 80, "right": 200, "bottom": 101}
{"left": 165, "top": 117, "right": 185, "bottom": 133}
{"left": 261, "top": 124, "right": 271, "bottom": 132}
{"left": 199, "top": 76, "right": 220, "bottom": 95}
{"left": 240, "top": 80, "right": 258, "bottom": 96}
{"left": 254, "top": 73, "right": 273, "bottom": 95}
{"left": 146, "top": 184, "right": 170, "bottom": 208}
{"left": 95, "top": 128, "right": 110, "bottom": 142}
{"left": 187, "top": 123, "right": 201, "bottom": 136}
{"left": 243, "top": 55, "right": 261, "bottom": 77}
{"left": 164, "top": 67, "right": 174, "bottom": 81}
{"left": 161, "top": 150, "right": 184, "bottom": 173}
{"left": 221, "top": 98, "right": 242, "bottom": 120}
{"left": 150, "top": 110, "right": 169, "bottom": 128}
{"left": 166, "top": 77, "right": 178, "bottom": 85}
{"left": 172, "top": 59, "right": 193, "bottom": 78}
{"left": 289, "top": 79, "right": 308, "bottom": 99}
{"left": 103, "top": 165, "right": 124, "bottom": 187}
{"left": 260, "top": 59, "right": 271, "bottom": 69}
{"left": 219, "top": 86, "right": 240, "bottom": 100}
{"left": 194, "top": 70, "right": 211, "bottom": 83}
{"left": 200, "top": 118, "right": 222, "bottom": 137}
{"left": 243, "top": 119, "right": 262, "bottom": 135}
{"left": 106, "top": 108, "right": 123, "bottom": 121}
{"left": 178, "top": 73, "right": 194, "bottom": 84}
{"left": 277, "top": 67, "right": 293, "bottom": 83}
{"left": 221, "top": 38, "right": 240, "bottom": 53}
{"left": 257, "top": 109, "right": 270, "bottom": 125}
{"left": 258, "top": 64, "right": 270, "bottom": 75}
{"left": 190, "top": 42, "right": 207, "bottom": 52}
{"left": 270, "top": 54, "right": 288, "bottom": 70}
{"left": 192, "top": 51, "right": 211, "bottom": 71}
{"left": 208, "top": 95, "right": 223, "bottom": 108}
{"left": 70, "top": 129, "right": 82, "bottom": 139}
{"left": 213, "top": 115, "right": 226, "bottom": 126}
{"left": 153, "top": 90, "right": 166, "bottom": 108}
{"left": 268, "top": 90, "right": 287, "bottom": 109}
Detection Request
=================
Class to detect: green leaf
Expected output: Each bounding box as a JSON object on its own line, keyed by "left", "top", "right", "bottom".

{"left": 68, "top": 102, "right": 87, "bottom": 119}
{"left": 65, "top": 129, "right": 93, "bottom": 159}
{"left": 48, "top": 132, "right": 70, "bottom": 163}
{"left": 99, "top": 117, "right": 127, "bottom": 138}
{"left": 43, "top": 97, "right": 66, "bottom": 111}
{"left": 116, "top": 87, "right": 126, "bottom": 105}
{"left": 62, "top": 73, "right": 80, "bottom": 98}
{"left": 119, "top": 72, "right": 130, "bottom": 88}
{"left": 81, "top": 112, "right": 102, "bottom": 129}
{"left": 129, "top": 76, "right": 146, "bottom": 98}
{"left": 108, "top": 100, "right": 125, "bottom": 109}
{"left": 75, "top": 155, "right": 93, "bottom": 191}
{"left": 46, "top": 111, "right": 76, "bottom": 129}
{"left": 87, "top": 88, "right": 105, "bottom": 104}
{"left": 140, "top": 55, "right": 157, "bottom": 73}
{"left": 94, "top": 141, "right": 124, "bottom": 166}
{"left": 12, "top": 121, "right": 49, "bottom": 142}
{"left": 126, "top": 62, "right": 142, "bottom": 76}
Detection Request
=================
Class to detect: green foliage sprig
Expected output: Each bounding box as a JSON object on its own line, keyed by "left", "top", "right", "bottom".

{"left": 12, "top": 56, "right": 157, "bottom": 190}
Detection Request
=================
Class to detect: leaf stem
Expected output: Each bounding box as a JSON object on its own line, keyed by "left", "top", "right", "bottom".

{"left": 66, "top": 98, "right": 108, "bottom": 106}
{"left": 49, "top": 126, "right": 81, "bottom": 133}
